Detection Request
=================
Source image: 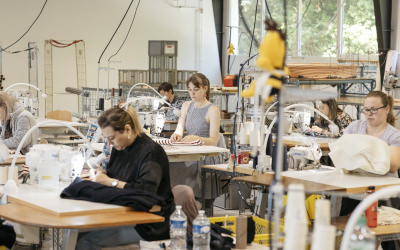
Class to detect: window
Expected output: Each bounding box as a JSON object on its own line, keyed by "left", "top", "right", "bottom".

{"left": 237, "top": 0, "right": 378, "bottom": 58}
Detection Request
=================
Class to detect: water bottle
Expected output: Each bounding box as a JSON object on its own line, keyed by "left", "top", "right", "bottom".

{"left": 348, "top": 215, "right": 376, "bottom": 250}
{"left": 193, "top": 210, "right": 211, "bottom": 250}
{"left": 170, "top": 205, "right": 187, "bottom": 250}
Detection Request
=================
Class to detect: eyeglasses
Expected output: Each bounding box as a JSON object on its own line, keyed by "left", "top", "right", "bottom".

{"left": 361, "top": 105, "right": 387, "bottom": 114}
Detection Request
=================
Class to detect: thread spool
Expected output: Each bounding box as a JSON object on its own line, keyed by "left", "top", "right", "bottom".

{"left": 284, "top": 220, "right": 308, "bottom": 250}
{"left": 239, "top": 124, "right": 250, "bottom": 144}
{"left": 236, "top": 215, "right": 248, "bottom": 249}
{"left": 311, "top": 224, "right": 336, "bottom": 250}
{"left": 98, "top": 98, "right": 104, "bottom": 111}
{"left": 314, "top": 199, "right": 331, "bottom": 226}
{"left": 284, "top": 184, "right": 307, "bottom": 234}
{"left": 250, "top": 130, "right": 260, "bottom": 146}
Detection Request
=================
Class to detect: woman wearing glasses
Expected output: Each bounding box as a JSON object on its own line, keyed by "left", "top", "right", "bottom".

{"left": 342, "top": 91, "right": 400, "bottom": 250}
{"left": 344, "top": 91, "right": 400, "bottom": 174}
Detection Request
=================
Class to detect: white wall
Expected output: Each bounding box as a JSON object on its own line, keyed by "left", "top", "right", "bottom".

{"left": 0, "top": 0, "right": 221, "bottom": 114}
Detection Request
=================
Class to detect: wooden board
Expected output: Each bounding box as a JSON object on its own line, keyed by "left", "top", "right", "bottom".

{"left": 287, "top": 63, "right": 358, "bottom": 78}
{"left": 0, "top": 203, "right": 163, "bottom": 229}
{"left": 7, "top": 185, "right": 128, "bottom": 216}
{"left": 333, "top": 216, "right": 400, "bottom": 236}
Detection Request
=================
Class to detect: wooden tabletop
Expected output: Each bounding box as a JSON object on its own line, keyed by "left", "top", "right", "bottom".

{"left": 0, "top": 156, "right": 25, "bottom": 165}
{"left": 332, "top": 216, "right": 400, "bottom": 236}
{"left": 201, "top": 164, "right": 258, "bottom": 176}
{"left": 0, "top": 203, "right": 164, "bottom": 229}
{"left": 234, "top": 174, "right": 345, "bottom": 193}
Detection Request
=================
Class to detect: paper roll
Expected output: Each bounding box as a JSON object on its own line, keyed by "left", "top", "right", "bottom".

{"left": 236, "top": 215, "right": 248, "bottom": 249}
{"left": 314, "top": 199, "right": 331, "bottom": 227}
{"left": 311, "top": 224, "right": 336, "bottom": 250}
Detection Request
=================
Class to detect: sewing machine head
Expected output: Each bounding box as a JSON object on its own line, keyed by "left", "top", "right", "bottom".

{"left": 287, "top": 143, "right": 322, "bottom": 170}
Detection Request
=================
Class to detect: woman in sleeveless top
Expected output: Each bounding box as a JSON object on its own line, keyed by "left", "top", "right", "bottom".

{"left": 170, "top": 73, "right": 226, "bottom": 200}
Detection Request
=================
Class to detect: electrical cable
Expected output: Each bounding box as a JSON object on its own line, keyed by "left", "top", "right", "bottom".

{"left": 287, "top": 0, "right": 312, "bottom": 36}
{"left": 1, "top": 0, "right": 48, "bottom": 52}
{"left": 108, "top": 0, "right": 141, "bottom": 62}
{"left": 248, "top": 0, "right": 259, "bottom": 59}
{"left": 2, "top": 47, "right": 35, "bottom": 55}
{"left": 98, "top": 0, "right": 134, "bottom": 64}
{"left": 238, "top": 0, "right": 259, "bottom": 49}
{"left": 264, "top": 0, "right": 273, "bottom": 20}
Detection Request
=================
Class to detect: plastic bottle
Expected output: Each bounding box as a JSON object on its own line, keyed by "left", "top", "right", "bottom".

{"left": 365, "top": 186, "right": 378, "bottom": 227}
{"left": 193, "top": 210, "right": 211, "bottom": 250}
{"left": 348, "top": 215, "right": 376, "bottom": 250}
{"left": 170, "top": 205, "right": 187, "bottom": 250}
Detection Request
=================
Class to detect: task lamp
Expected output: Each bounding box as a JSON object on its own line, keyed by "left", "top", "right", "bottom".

{"left": 127, "top": 83, "right": 163, "bottom": 99}
{"left": 5, "top": 82, "right": 47, "bottom": 99}
{"left": 2, "top": 120, "right": 95, "bottom": 203}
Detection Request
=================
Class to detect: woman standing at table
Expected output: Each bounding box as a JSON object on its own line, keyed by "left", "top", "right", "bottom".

{"left": 170, "top": 73, "right": 226, "bottom": 202}
{"left": 309, "top": 99, "right": 352, "bottom": 136}
{"left": 76, "top": 107, "right": 175, "bottom": 249}
{"left": 0, "top": 92, "right": 37, "bottom": 154}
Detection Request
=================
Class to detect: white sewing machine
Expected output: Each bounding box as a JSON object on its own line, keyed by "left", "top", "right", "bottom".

{"left": 287, "top": 142, "right": 322, "bottom": 170}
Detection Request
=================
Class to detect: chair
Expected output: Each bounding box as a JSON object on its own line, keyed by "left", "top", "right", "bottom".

{"left": 45, "top": 110, "right": 72, "bottom": 121}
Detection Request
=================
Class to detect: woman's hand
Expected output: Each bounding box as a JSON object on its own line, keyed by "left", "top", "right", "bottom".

{"left": 92, "top": 168, "right": 112, "bottom": 186}
{"left": 311, "top": 126, "right": 323, "bottom": 134}
{"left": 170, "top": 133, "right": 182, "bottom": 142}
{"left": 181, "top": 135, "right": 201, "bottom": 142}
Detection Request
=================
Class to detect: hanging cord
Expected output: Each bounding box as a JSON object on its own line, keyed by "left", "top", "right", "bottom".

{"left": 239, "top": 0, "right": 259, "bottom": 49}
{"left": 108, "top": 0, "right": 141, "bottom": 62}
{"left": 98, "top": 0, "right": 134, "bottom": 64}
{"left": 49, "top": 40, "right": 83, "bottom": 48}
{"left": 1, "top": 0, "right": 48, "bottom": 53}
{"left": 264, "top": 0, "right": 273, "bottom": 20}
{"left": 2, "top": 47, "right": 35, "bottom": 55}
{"left": 248, "top": 0, "right": 259, "bottom": 59}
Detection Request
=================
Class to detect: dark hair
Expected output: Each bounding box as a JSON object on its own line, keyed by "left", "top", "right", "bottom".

{"left": 187, "top": 73, "right": 210, "bottom": 100}
{"left": 98, "top": 107, "right": 143, "bottom": 136}
{"left": 316, "top": 99, "right": 342, "bottom": 126}
{"left": 158, "top": 82, "right": 174, "bottom": 94}
{"left": 366, "top": 91, "right": 396, "bottom": 126}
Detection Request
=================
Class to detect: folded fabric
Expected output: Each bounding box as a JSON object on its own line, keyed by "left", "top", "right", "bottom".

{"left": 60, "top": 177, "right": 166, "bottom": 212}
{"left": 328, "top": 134, "right": 390, "bottom": 175}
{"left": 378, "top": 206, "right": 400, "bottom": 225}
{"left": 155, "top": 138, "right": 203, "bottom": 146}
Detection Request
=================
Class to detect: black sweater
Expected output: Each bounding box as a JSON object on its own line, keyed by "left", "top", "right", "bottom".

{"left": 107, "top": 134, "right": 175, "bottom": 241}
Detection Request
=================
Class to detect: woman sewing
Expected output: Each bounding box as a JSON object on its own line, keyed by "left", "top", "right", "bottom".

{"left": 170, "top": 73, "right": 226, "bottom": 204}
{"left": 158, "top": 82, "right": 184, "bottom": 121}
{"left": 344, "top": 91, "right": 400, "bottom": 174}
{"left": 0, "top": 92, "right": 37, "bottom": 154}
{"left": 309, "top": 99, "right": 352, "bottom": 137}
{"left": 341, "top": 91, "right": 400, "bottom": 250}
{"left": 76, "top": 107, "right": 175, "bottom": 249}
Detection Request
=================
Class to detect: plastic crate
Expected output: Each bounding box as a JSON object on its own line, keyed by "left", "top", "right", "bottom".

{"left": 209, "top": 215, "right": 284, "bottom": 246}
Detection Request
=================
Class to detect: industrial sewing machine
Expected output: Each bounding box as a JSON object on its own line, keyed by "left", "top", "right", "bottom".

{"left": 287, "top": 141, "right": 322, "bottom": 170}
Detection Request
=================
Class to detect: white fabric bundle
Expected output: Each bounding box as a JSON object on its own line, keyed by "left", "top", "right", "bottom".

{"left": 328, "top": 134, "right": 390, "bottom": 175}
{"left": 378, "top": 206, "right": 400, "bottom": 225}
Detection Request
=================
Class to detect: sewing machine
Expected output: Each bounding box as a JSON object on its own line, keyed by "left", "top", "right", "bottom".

{"left": 287, "top": 142, "right": 322, "bottom": 170}
{"left": 138, "top": 111, "right": 166, "bottom": 136}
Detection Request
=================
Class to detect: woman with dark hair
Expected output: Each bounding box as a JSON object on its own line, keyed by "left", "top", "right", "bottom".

{"left": 76, "top": 107, "right": 175, "bottom": 249}
{"left": 310, "top": 99, "right": 352, "bottom": 136}
{"left": 158, "top": 82, "right": 183, "bottom": 121}
{"left": 171, "top": 73, "right": 220, "bottom": 145}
